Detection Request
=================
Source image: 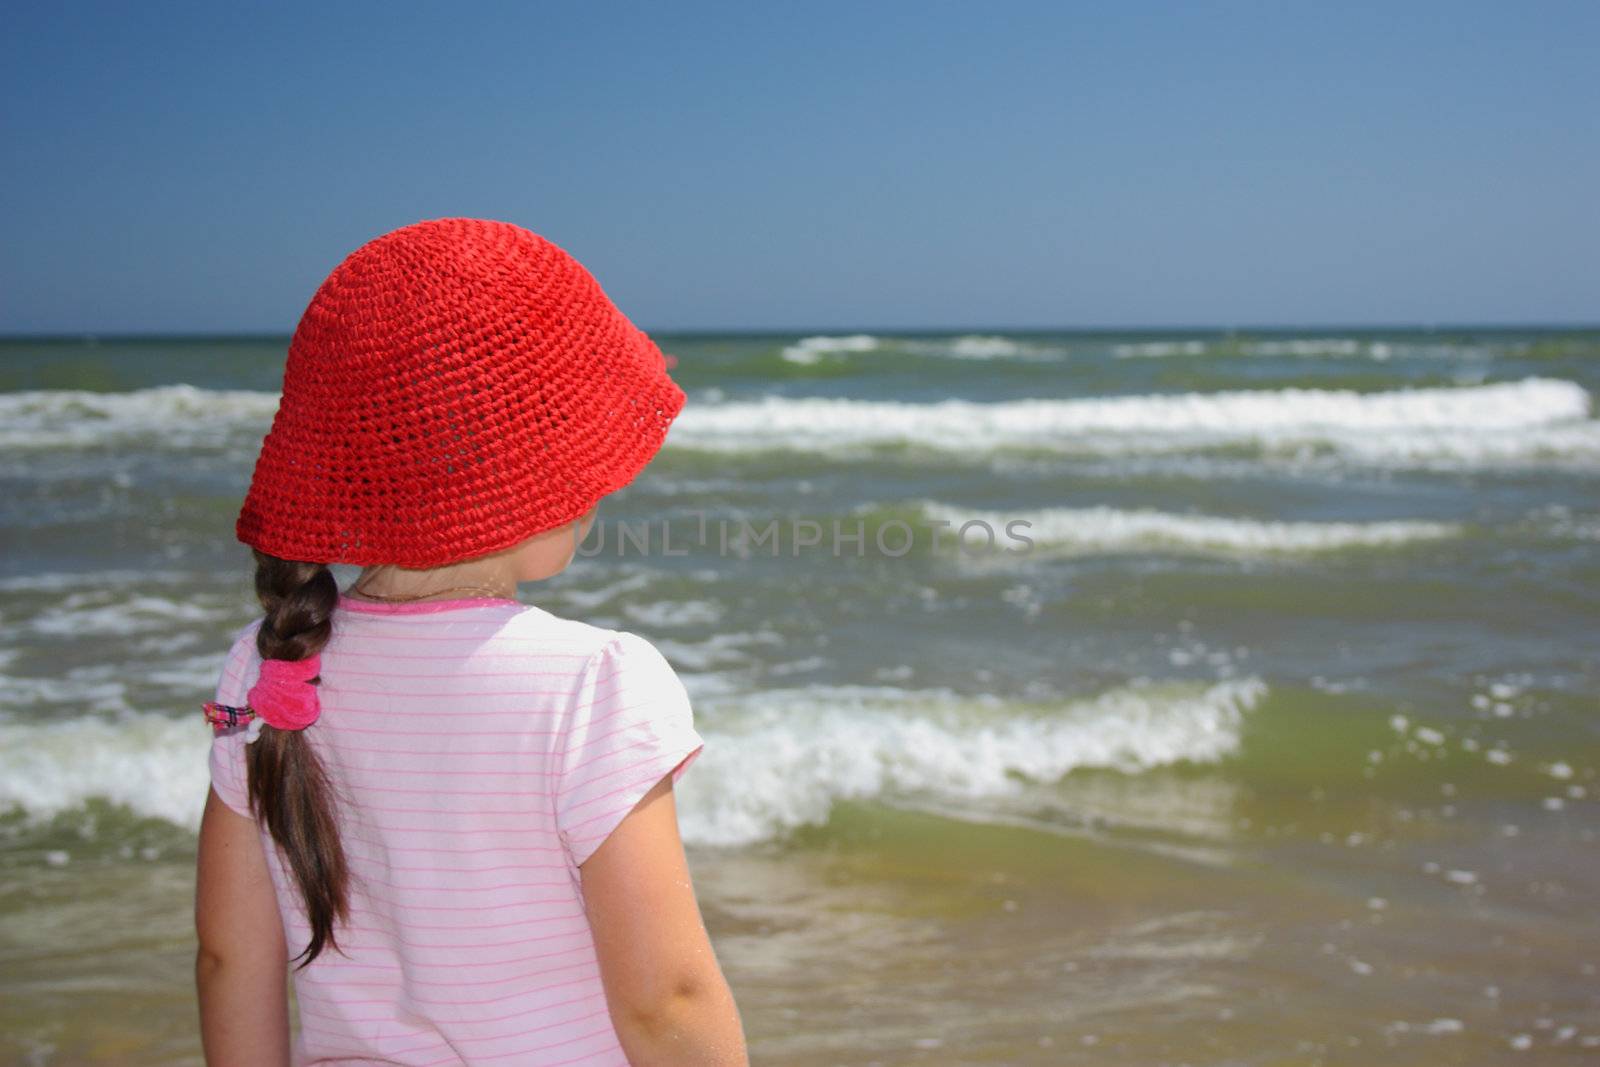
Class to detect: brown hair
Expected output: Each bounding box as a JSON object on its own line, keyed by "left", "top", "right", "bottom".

{"left": 244, "top": 548, "right": 349, "bottom": 969}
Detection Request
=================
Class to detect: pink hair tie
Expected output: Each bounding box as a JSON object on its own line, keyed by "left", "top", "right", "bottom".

{"left": 247, "top": 654, "right": 323, "bottom": 732}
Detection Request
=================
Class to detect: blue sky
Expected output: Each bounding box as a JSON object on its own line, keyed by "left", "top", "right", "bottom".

{"left": 2, "top": 1, "right": 1595, "bottom": 333}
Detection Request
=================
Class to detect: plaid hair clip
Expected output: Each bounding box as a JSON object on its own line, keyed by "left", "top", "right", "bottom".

{"left": 203, "top": 652, "right": 322, "bottom": 744}
{"left": 203, "top": 701, "right": 266, "bottom": 742}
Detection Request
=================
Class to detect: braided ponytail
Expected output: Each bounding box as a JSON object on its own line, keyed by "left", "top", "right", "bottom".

{"left": 245, "top": 548, "right": 349, "bottom": 969}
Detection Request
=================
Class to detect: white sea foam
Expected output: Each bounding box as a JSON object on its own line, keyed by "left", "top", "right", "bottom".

{"left": 26, "top": 593, "right": 236, "bottom": 637}
{"left": 678, "top": 676, "right": 1265, "bottom": 847}
{"left": 651, "top": 631, "right": 785, "bottom": 672}
{"left": 668, "top": 377, "right": 1598, "bottom": 469}
{"left": 0, "top": 672, "right": 136, "bottom": 716}
{"left": 943, "top": 335, "right": 1030, "bottom": 359}
{"left": 1242, "top": 338, "right": 1364, "bottom": 357}
{"left": 0, "top": 712, "right": 216, "bottom": 828}
{"left": 0, "top": 677, "right": 1265, "bottom": 847}
{"left": 779, "top": 333, "right": 1060, "bottom": 363}
{"left": 18, "top": 378, "right": 1589, "bottom": 470}
{"left": 1113, "top": 340, "right": 1210, "bottom": 358}
{"left": 0, "top": 569, "right": 196, "bottom": 592}
{"left": 1532, "top": 505, "right": 1600, "bottom": 542}
{"left": 0, "top": 648, "right": 235, "bottom": 719}
{"left": 780, "top": 334, "right": 880, "bottom": 364}
{"left": 907, "top": 335, "right": 1063, "bottom": 360}
{"left": 621, "top": 599, "right": 725, "bottom": 628}
{"left": 1112, "top": 337, "right": 1495, "bottom": 360}
{"left": 0, "top": 384, "right": 278, "bottom": 448}
{"left": 919, "top": 502, "right": 1463, "bottom": 555}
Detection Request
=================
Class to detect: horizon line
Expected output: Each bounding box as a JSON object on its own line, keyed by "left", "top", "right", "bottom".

{"left": 2, "top": 321, "right": 1598, "bottom": 343}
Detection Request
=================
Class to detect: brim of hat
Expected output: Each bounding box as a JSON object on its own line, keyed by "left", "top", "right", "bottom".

{"left": 236, "top": 359, "right": 688, "bottom": 569}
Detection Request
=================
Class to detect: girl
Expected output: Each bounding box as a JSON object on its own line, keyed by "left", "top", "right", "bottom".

{"left": 194, "top": 218, "right": 748, "bottom": 1067}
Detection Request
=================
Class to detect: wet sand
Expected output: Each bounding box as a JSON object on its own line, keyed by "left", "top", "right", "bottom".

{"left": 5, "top": 789, "right": 1596, "bottom": 1066}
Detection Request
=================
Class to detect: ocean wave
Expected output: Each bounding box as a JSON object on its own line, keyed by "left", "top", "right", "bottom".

{"left": 12, "top": 378, "right": 1593, "bottom": 471}
{"left": 939, "top": 335, "right": 1032, "bottom": 359}
{"left": 663, "top": 676, "right": 1265, "bottom": 847}
{"left": 0, "top": 712, "right": 216, "bottom": 829}
{"left": 28, "top": 593, "right": 234, "bottom": 637}
{"left": 905, "top": 334, "right": 1063, "bottom": 360}
{"left": 1538, "top": 508, "right": 1600, "bottom": 542}
{"left": 779, "top": 333, "right": 1062, "bottom": 364}
{"left": 780, "top": 334, "right": 881, "bottom": 364}
{"left": 1113, "top": 340, "right": 1211, "bottom": 358}
{"left": 1241, "top": 338, "right": 1365, "bottom": 358}
{"left": 668, "top": 377, "right": 1598, "bottom": 469}
{"left": 917, "top": 502, "right": 1463, "bottom": 555}
{"left": 1112, "top": 337, "right": 1498, "bottom": 360}
{"left": 0, "top": 569, "right": 198, "bottom": 593}
{"left": 0, "top": 677, "right": 1265, "bottom": 847}
{"left": 0, "top": 384, "right": 278, "bottom": 449}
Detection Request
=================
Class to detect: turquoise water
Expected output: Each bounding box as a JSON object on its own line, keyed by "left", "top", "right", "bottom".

{"left": 2, "top": 328, "right": 1598, "bottom": 1064}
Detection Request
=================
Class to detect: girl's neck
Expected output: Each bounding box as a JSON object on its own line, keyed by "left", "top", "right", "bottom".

{"left": 347, "top": 569, "right": 517, "bottom": 604}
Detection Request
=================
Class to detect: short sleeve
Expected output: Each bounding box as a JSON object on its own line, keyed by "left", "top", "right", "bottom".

{"left": 554, "top": 631, "right": 705, "bottom": 867}
{"left": 207, "top": 623, "right": 262, "bottom": 819}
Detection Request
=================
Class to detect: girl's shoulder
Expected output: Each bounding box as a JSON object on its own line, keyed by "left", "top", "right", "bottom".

{"left": 500, "top": 606, "right": 685, "bottom": 690}
{"left": 498, "top": 601, "right": 613, "bottom": 644}
{"left": 499, "top": 602, "right": 658, "bottom": 666}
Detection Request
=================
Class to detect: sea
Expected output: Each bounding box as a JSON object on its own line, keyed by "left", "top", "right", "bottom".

{"left": 1, "top": 328, "right": 1597, "bottom": 1065}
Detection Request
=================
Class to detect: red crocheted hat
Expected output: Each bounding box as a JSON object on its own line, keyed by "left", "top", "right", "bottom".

{"left": 235, "top": 218, "right": 685, "bottom": 568}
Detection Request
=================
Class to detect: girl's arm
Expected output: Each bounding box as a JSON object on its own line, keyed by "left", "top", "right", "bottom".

{"left": 195, "top": 786, "right": 291, "bottom": 1067}
{"left": 581, "top": 774, "right": 749, "bottom": 1066}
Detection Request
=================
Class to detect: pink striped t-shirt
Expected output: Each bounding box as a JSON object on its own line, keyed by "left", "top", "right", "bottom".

{"left": 207, "top": 593, "right": 706, "bottom": 1066}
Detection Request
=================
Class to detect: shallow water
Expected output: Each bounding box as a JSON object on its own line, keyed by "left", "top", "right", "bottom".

{"left": 3, "top": 328, "right": 1598, "bottom": 1063}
